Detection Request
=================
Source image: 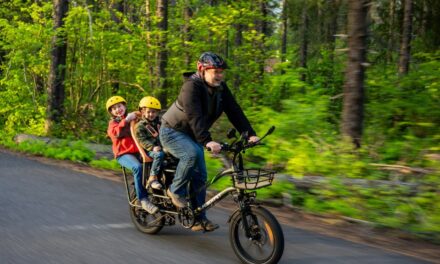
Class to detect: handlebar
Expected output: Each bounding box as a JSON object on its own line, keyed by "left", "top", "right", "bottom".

{"left": 206, "top": 126, "right": 275, "bottom": 154}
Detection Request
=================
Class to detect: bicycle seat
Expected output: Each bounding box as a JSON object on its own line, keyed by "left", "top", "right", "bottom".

{"left": 130, "top": 120, "right": 153, "bottom": 163}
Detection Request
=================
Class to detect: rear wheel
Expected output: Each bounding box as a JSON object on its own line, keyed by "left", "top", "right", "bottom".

{"left": 129, "top": 204, "right": 164, "bottom": 234}
{"left": 229, "top": 206, "right": 284, "bottom": 264}
{"left": 125, "top": 171, "right": 164, "bottom": 234}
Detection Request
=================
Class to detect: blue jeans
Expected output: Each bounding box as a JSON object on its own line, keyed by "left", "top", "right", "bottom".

{"left": 147, "top": 150, "right": 164, "bottom": 176}
{"left": 159, "top": 126, "right": 208, "bottom": 219}
{"left": 117, "top": 154, "right": 147, "bottom": 201}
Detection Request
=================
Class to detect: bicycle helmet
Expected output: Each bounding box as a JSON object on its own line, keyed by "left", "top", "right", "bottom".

{"left": 106, "top": 96, "right": 126, "bottom": 112}
{"left": 197, "top": 52, "right": 228, "bottom": 71}
{"left": 139, "top": 96, "right": 161, "bottom": 110}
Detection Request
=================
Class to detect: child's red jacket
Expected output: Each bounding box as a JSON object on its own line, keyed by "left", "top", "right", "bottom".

{"left": 107, "top": 117, "right": 139, "bottom": 158}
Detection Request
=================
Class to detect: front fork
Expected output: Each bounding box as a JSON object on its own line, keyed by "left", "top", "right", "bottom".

{"left": 230, "top": 191, "right": 260, "bottom": 239}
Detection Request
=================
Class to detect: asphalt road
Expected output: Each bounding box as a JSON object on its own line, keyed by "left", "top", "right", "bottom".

{"left": 0, "top": 150, "right": 431, "bottom": 264}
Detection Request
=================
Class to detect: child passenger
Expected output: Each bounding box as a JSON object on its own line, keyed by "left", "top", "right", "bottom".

{"left": 106, "top": 96, "right": 159, "bottom": 214}
{"left": 135, "top": 96, "right": 164, "bottom": 190}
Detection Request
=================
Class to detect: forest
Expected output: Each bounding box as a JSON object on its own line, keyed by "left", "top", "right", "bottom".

{"left": 0, "top": 0, "right": 439, "bottom": 241}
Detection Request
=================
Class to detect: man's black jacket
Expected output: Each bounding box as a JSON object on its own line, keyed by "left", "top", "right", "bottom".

{"left": 162, "top": 72, "right": 256, "bottom": 146}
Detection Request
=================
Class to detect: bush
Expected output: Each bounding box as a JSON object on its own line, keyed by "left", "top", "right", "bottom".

{"left": 90, "top": 158, "right": 121, "bottom": 171}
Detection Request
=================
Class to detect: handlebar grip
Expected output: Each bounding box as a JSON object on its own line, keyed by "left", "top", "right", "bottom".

{"left": 207, "top": 143, "right": 229, "bottom": 152}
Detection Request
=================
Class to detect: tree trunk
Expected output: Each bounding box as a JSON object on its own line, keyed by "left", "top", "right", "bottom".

{"left": 326, "top": 0, "right": 339, "bottom": 53}
{"left": 232, "top": 12, "right": 243, "bottom": 92}
{"left": 145, "top": 0, "right": 155, "bottom": 89}
{"left": 258, "top": 0, "right": 268, "bottom": 84}
{"left": 277, "top": 0, "right": 288, "bottom": 106}
{"left": 386, "top": 0, "right": 396, "bottom": 63}
{"left": 428, "top": 0, "right": 440, "bottom": 48}
{"left": 110, "top": 0, "right": 124, "bottom": 24}
{"left": 156, "top": 0, "right": 168, "bottom": 105}
{"left": 398, "top": 0, "right": 413, "bottom": 75}
{"left": 341, "top": 0, "right": 369, "bottom": 148}
{"left": 299, "top": 4, "right": 308, "bottom": 82}
{"left": 325, "top": 0, "right": 339, "bottom": 89}
{"left": 183, "top": 1, "right": 193, "bottom": 68}
{"left": 281, "top": 0, "right": 287, "bottom": 64}
{"left": 46, "top": 0, "right": 69, "bottom": 135}
{"left": 108, "top": 0, "right": 132, "bottom": 33}
{"left": 0, "top": 49, "right": 5, "bottom": 75}
{"left": 224, "top": 29, "right": 229, "bottom": 59}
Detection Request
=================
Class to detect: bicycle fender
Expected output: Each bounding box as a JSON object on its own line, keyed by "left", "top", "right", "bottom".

{"left": 227, "top": 209, "right": 240, "bottom": 223}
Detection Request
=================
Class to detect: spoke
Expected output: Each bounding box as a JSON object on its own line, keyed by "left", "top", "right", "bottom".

{"left": 236, "top": 218, "right": 273, "bottom": 261}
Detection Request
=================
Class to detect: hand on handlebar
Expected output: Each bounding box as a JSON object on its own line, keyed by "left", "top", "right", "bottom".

{"left": 248, "top": 136, "right": 260, "bottom": 143}
{"left": 206, "top": 141, "right": 222, "bottom": 154}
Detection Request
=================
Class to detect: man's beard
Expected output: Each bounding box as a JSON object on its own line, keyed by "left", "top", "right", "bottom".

{"left": 206, "top": 79, "right": 221, "bottom": 87}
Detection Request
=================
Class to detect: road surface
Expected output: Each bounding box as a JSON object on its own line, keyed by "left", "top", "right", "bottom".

{"left": 0, "top": 150, "right": 431, "bottom": 264}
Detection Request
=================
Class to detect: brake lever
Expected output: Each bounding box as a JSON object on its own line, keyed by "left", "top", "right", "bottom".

{"left": 243, "top": 140, "right": 261, "bottom": 150}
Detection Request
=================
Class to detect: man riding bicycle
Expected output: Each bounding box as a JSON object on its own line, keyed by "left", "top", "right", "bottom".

{"left": 160, "top": 52, "right": 259, "bottom": 231}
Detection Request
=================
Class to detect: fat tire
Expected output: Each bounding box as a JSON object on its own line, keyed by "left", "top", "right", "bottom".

{"left": 129, "top": 205, "right": 164, "bottom": 234}
{"left": 229, "top": 206, "right": 284, "bottom": 264}
{"left": 126, "top": 174, "right": 164, "bottom": 234}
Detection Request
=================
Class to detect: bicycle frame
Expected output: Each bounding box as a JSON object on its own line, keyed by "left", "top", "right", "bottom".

{"left": 126, "top": 124, "right": 275, "bottom": 220}
{"left": 194, "top": 126, "right": 276, "bottom": 218}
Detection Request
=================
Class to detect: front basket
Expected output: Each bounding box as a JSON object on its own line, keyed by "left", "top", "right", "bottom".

{"left": 232, "top": 169, "right": 275, "bottom": 190}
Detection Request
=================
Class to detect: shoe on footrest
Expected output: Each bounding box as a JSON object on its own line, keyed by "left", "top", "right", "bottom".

{"left": 191, "top": 219, "right": 219, "bottom": 232}
{"left": 149, "top": 180, "right": 163, "bottom": 190}
{"left": 148, "top": 176, "right": 163, "bottom": 190}
{"left": 166, "top": 189, "right": 187, "bottom": 208}
{"left": 140, "top": 198, "right": 159, "bottom": 214}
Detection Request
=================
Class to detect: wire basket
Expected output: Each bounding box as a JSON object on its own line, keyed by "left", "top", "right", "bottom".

{"left": 232, "top": 169, "right": 275, "bottom": 190}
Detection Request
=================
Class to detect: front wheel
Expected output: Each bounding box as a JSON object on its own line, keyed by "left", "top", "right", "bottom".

{"left": 229, "top": 206, "right": 284, "bottom": 264}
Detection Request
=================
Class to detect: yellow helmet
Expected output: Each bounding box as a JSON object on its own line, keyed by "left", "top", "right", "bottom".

{"left": 139, "top": 96, "right": 161, "bottom": 110}
{"left": 106, "top": 96, "right": 126, "bottom": 111}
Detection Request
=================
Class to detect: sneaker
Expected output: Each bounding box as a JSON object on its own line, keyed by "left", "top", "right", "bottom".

{"left": 140, "top": 198, "right": 159, "bottom": 214}
{"left": 166, "top": 189, "right": 187, "bottom": 208}
{"left": 149, "top": 180, "right": 163, "bottom": 190}
{"left": 191, "top": 219, "right": 219, "bottom": 232}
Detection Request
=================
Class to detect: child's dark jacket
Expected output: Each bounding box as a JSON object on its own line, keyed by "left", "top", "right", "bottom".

{"left": 135, "top": 117, "right": 161, "bottom": 151}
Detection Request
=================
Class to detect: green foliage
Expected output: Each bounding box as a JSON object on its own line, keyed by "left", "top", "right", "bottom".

{"left": 90, "top": 158, "right": 121, "bottom": 171}
{"left": 205, "top": 153, "right": 232, "bottom": 190}
{"left": 290, "top": 176, "right": 440, "bottom": 242}
{"left": 6, "top": 138, "right": 95, "bottom": 163}
{"left": 256, "top": 180, "right": 295, "bottom": 200}
{"left": 0, "top": 4, "right": 51, "bottom": 136}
